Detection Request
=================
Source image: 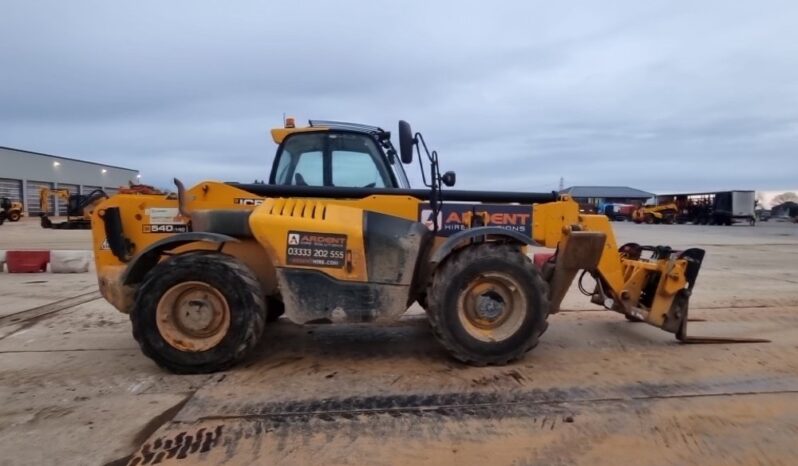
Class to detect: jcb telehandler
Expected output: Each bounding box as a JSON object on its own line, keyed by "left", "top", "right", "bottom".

{"left": 91, "top": 119, "right": 764, "bottom": 373}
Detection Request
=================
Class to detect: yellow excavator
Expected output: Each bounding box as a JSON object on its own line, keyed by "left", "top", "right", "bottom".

{"left": 89, "top": 119, "right": 766, "bottom": 373}
{"left": 39, "top": 188, "right": 108, "bottom": 229}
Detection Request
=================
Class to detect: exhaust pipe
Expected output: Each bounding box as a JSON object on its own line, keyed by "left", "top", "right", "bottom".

{"left": 173, "top": 178, "right": 192, "bottom": 219}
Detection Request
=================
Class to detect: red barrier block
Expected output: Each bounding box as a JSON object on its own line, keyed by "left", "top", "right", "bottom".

{"left": 533, "top": 252, "right": 555, "bottom": 270}
{"left": 6, "top": 250, "right": 50, "bottom": 273}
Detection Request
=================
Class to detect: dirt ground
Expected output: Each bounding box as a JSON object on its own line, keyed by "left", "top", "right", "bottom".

{"left": 0, "top": 217, "right": 797, "bottom": 465}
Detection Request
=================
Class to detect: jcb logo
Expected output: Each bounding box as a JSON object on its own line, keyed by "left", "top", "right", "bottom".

{"left": 234, "top": 198, "right": 264, "bottom": 206}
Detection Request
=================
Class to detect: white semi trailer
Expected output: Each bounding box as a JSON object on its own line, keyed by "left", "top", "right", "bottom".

{"left": 656, "top": 190, "right": 756, "bottom": 225}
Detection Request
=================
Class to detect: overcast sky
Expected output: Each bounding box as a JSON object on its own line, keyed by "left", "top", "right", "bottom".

{"left": 1, "top": 1, "right": 796, "bottom": 196}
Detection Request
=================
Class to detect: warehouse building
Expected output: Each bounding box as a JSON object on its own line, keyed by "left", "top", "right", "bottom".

{"left": 0, "top": 146, "right": 138, "bottom": 216}
{"left": 560, "top": 186, "right": 655, "bottom": 206}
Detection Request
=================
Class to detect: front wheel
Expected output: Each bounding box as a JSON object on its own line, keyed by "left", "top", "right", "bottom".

{"left": 131, "top": 252, "right": 266, "bottom": 373}
{"left": 427, "top": 243, "right": 550, "bottom": 366}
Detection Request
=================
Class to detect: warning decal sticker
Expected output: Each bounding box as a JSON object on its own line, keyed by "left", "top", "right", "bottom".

{"left": 147, "top": 208, "right": 181, "bottom": 225}
{"left": 286, "top": 231, "right": 347, "bottom": 268}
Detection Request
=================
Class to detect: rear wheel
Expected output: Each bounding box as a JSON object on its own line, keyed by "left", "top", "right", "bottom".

{"left": 427, "top": 243, "right": 550, "bottom": 366}
{"left": 132, "top": 252, "right": 266, "bottom": 373}
{"left": 8, "top": 211, "right": 21, "bottom": 222}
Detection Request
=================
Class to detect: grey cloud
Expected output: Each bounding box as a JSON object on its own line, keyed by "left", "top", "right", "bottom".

{"left": 1, "top": 0, "right": 796, "bottom": 192}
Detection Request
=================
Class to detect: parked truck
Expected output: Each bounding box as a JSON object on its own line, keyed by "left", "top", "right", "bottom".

{"left": 657, "top": 191, "right": 756, "bottom": 225}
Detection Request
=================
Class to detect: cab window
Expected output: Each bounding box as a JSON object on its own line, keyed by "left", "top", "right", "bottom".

{"left": 274, "top": 133, "right": 325, "bottom": 186}
{"left": 273, "top": 132, "right": 393, "bottom": 188}
{"left": 331, "top": 142, "right": 387, "bottom": 187}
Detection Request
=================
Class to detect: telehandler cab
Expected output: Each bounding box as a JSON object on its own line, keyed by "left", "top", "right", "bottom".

{"left": 91, "top": 119, "right": 765, "bottom": 373}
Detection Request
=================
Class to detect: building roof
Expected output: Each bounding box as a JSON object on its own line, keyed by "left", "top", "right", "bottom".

{"left": 560, "top": 186, "right": 654, "bottom": 199}
{"left": 657, "top": 190, "right": 754, "bottom": 197}
{"left": 0, "top": 145, "right": 137, "bottom": 173}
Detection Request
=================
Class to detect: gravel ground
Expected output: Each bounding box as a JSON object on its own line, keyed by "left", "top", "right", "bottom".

{"left": 0, "top": 218, "right": 796, "bottom": 465}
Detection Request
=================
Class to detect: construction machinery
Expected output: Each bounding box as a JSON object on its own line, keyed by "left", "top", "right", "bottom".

{"left": 90, "top": 119, "right": 766, "bottom": 373}
{"left": 39, "top": 188, "right": 108, "bottom": 229}
{"left": 599, "top": 202, "right": 635, "bottom": 221}
{"left": 632, "top": 202, "right": 678, "bottom": 224}
{"left": 658, "top": 191, "right": 756, "bottom": 225}
{"left": 0, "top": 197, "right": 23, "bottom": 224}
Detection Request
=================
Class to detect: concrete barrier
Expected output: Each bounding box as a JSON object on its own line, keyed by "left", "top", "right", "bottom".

{"left": 50, "top": 250, "right": 92, "bottom": 273}
{"left": 6, "top": 250, "right": 50, "bottom": 273}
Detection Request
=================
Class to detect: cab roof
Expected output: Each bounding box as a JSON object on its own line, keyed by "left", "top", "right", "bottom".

{"left": 270, "top": 119, "right": 388, "bottom": 144}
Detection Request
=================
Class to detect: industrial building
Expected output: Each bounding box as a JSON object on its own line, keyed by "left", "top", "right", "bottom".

{"left": 560, "top": 186, "right": 654, "bottom": 207}
{"left": 0, "top": 146, "right": 138, "bottom": 216}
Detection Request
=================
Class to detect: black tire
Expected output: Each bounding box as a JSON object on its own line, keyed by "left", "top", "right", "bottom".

{"left": 8, "top": 211, "right": 21, "bottom": 222}
{"left": 427, "top": 243, "right": 550, "bottom": 366}
{"left": 131, "top": 252, "right": 266, "bottom": 373}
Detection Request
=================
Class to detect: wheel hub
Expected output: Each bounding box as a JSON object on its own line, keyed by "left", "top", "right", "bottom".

{"left": 176, "top": 295, "right": 218, "bottom": 334}
{"left": 458, "top": 272, "right": 527, "bottom": 342}
{"left": 156, "top": 281, "right": 230, "bottom": 352}
{"left": 475, "top": 291, "right": 505, "bottom": 322}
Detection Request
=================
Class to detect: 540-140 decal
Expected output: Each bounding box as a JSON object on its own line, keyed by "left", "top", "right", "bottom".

{"left": 143, "top": 224, "right": 188, "bottom": 233}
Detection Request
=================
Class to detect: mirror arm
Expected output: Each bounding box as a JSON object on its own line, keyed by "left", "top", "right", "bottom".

{"left": 415, "top": 133, "right": 431, "bottom": 188}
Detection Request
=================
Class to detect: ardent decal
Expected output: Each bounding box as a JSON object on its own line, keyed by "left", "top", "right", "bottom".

{"left": 286, "top": 231, "right": 347, "bottom": 268}
{"left": 418, "top": 203, "right": 532, "bottom": 237}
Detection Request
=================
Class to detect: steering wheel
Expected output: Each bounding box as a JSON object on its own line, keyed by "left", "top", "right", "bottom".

{"left": 295, "top": 173, "right": 308, "bottom": 186}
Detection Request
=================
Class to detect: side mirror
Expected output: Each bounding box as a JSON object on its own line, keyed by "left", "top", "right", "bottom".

{"left": 441, "top": 171, "right": 456, "bottom": 187}
{"left": 398, "top": 120, "right": 414, "bottom": 164}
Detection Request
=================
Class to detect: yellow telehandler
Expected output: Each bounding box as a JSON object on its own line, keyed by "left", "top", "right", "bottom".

{"left": 90, "top": 119, "right": 765, "bottom": 373}
{"left": 0, "top": 197, "right": 23, "bottom": 224}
